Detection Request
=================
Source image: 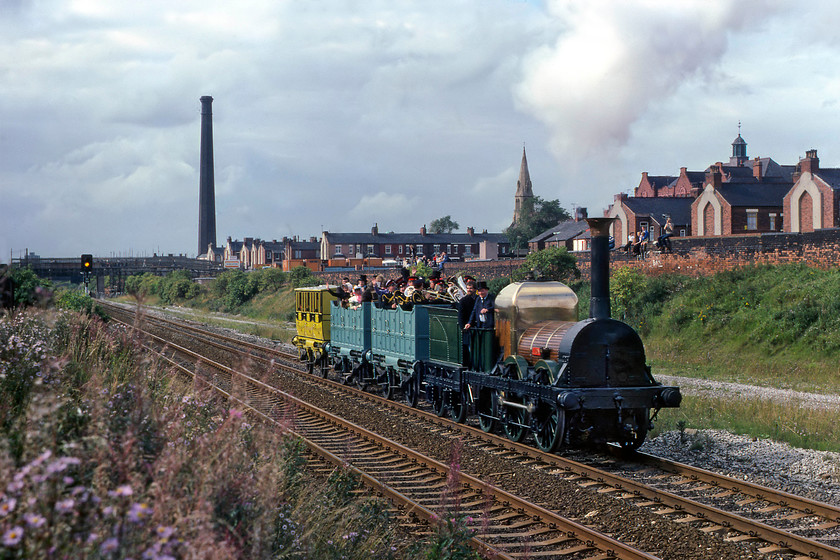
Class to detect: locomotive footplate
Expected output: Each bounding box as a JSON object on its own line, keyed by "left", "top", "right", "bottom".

{"left": 422, "top": 362, "right": 465, "bottom": 392}
{"left": 461, "top": 371, "right": 681, "bottom": 411}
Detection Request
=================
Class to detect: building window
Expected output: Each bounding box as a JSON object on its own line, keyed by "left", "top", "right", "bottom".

{"left": 746, "top": 209, "right": 758, "bottom": 230}
{"left": 367, "top": 244, "right": 374, "bottom": 255}
{"left": 385, "top": 245, "right": 392, "bottom": 255}
{"left": 679, "top": 229, "right": 686, "bottom": 237}
{"left": 294, "top": 250, "right": 302, "bottom": 259}
{"left": 398, "top": 245, "right": 403, "bottom": 255}
{"left": 416, "top": 245, "right": 424, "bottom": 255}
{"left": 447, "top": 244, "right": 452, "bottom": 253}
{"left": 453, "top": 245, "right": 459, "bottom": 254}
{"left": 334, "top": 245, "right": 342, "bottom": 256}
{"left": 769, "top": 213, "right": 777, "bottom": 231}
{"left": 464, "top": 245, "right": 472, "bottom": 256}
{"left": 433, "top": 244, "right": 440, "bottom": 254}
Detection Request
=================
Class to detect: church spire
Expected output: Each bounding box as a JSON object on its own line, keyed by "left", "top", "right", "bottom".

{"left": 513, "top": 146, "right": 534, "bottom": 225}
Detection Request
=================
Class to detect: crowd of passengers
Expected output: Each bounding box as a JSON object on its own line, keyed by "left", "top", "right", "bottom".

{"left": 326, "top": 267, "right": 496, "bottom": 367}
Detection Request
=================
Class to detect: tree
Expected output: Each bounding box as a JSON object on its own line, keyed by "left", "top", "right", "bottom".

{"left": 429, "top": 215, "right": 459, "bottom": 234}
{"left": 9, "top": 267, "right": 52, "bottom": 307}
{"left": 511, "top": 246, "right": 579, "bottom": 283}
{"left": 504, "top": 196, "right": 572, "bottom": 253}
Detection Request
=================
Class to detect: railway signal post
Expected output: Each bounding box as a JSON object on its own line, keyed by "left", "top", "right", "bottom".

{"left": 81, "top": 254, "right": 93, "bottom": 295}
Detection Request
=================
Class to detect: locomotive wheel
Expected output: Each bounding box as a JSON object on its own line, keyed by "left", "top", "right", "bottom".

{"left": 504, "top": 405, "right": 527, "bottom": 443}
{"left": 477, "top": 389, "right": 497, "bottom": 433}
{"left": 431, "top": 387, "right": 447, "bottom": 417}
{"left": 404, "top": 363, "right": 422, "bottom": 408}
{"left": 449, "top": 391, "right": 467, "bottom": 423}
{"left": 533, "top": 403, "right": 564, "bottom": 453}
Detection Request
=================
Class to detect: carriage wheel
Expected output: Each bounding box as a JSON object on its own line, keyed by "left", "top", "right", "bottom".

{"left": 316, "top": 354, "right": 329, "bottom": 378}
{"left": 476, "top": 389, "right": 497, "bottom": 433}
{"left": 533, "top": 402, "right": 565, "bottom": 453}
{"left": 404, "top": 363, "right": 421, "bottom": 408}
{"left": 377, "top": 367, "right": 393, "bottom": 400}
{"left": 449, "top": 391, "right": 467, "bottom": 424}
{"left": 305, "top": 349, "right": 315, "bottom": 374}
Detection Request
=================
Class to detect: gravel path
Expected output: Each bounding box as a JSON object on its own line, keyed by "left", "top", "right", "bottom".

{"left": 645, "top": 374, "right": 840, "bottom": 506}
{"left": 658, "top": 374, "right": 840, "bottom": 411}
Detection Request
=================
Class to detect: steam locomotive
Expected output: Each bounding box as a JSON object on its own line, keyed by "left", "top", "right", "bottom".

{"left": 292, "top": 218, "right": 681, "bottom": 451}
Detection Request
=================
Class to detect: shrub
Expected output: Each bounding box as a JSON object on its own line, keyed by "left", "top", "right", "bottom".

{"left": 511, "top": 247, "right": 579, "bottom": 283}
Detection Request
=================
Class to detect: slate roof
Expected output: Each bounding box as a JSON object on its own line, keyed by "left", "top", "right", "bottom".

{"left": 621, "top": 197, "right": 693, "bottom": 226}
{"left": 529, "top": 220, "right": 589, "bottom": 244}
{"left": 715, "top": 182, "right": 791, "bottom": 206}
{"left": 646, "top": 175, "right": 677, "bottom": 188}
{"left": 814, "top": 169, "right": 840, "bottom": 189}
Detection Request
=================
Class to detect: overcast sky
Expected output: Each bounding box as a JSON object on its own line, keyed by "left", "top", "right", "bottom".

{"left": 3, "top": 0, "right": 840, "bottom": 262}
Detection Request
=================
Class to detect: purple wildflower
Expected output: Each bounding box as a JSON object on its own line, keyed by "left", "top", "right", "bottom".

{"left": 109, "top": 485, "right": 133, "bottom": 498}
{"left": 100, "top": 537, "right": 119, "bottom": 553}
{"left": 23, "top": 513, "right": 46, "bottom": 528}
{"left": 127, "top": 502, "right": 152, "bottom": 523}
{"left": 55, "top": 498, "right": 75, "bottom": 513}
{"left": 0, "top": 498, "right": 16, "bottom": 517}
{"left": 2, "top": 526, "right": 23, "bottom": 546}
{"left": 155, "top": 525, "right": 175, "bottom": 540}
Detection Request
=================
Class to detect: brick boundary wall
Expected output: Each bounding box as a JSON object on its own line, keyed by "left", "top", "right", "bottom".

{"left": 312, "top": 227, "right": 840, "bottom": 285}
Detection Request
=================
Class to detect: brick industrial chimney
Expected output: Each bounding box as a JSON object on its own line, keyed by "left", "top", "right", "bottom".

{"left": 198, "top": 96, "right": 217, "bottom": 256}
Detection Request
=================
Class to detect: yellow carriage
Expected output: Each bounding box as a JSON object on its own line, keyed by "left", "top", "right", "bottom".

{"left": 291, "top": 286, "right": 337, "bottom": 375}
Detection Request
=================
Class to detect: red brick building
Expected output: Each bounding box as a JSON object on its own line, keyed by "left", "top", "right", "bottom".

{"left": 784, "top": 150, "right": 840, "bottom": 233}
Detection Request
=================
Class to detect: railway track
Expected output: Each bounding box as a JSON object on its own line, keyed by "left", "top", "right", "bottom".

{"left": 101, "top": 301, "right": 840, "bottom": 559}
{"left": 105, "top": 302, "right": 659, "bottom": 559}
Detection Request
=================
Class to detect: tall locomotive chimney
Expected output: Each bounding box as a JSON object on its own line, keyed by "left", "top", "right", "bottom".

{"left": 198, "top": 95, "right": 217, "bottom": 256}
{"left": 586, "top": 217, "right": 615, "bottom": 320}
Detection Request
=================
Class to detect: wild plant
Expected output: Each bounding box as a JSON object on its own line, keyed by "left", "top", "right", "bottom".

{"left": 409, "top": 438, "right": 483, "bottom": 560}
{"left": 0, "top": 309, "right": 406, "bottom": 559}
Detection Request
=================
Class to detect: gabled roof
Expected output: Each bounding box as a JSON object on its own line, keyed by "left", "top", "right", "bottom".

{"left": 545, "top": 225, "right": 590, "bottom": 244}
{"left": 529, "top": 220, "right": 589, "bottom": 244}
{"left": 646, "top": 175, "right": 677, "bottom": 188}
{"left": 227, "top": 241, "right": 244, "bottom": 252}
{"left": 287, "top": 240, "right": 318, "bottom": 250}
{"left": 715, "top": 182, "right": 791, "bottom": 206}
{"left": 813, "top": 168, "right": 840, "bottom": 189}
{"left": 683, "top": 170, "right": 706, "bottom": 184}
{"left": 621, "top": 197, "right": 693, "bottom": 226}
{"left": 260, "top": 240, "right": 285, "bottom": 250}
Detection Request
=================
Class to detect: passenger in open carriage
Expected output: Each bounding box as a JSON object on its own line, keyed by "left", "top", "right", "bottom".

{"left": 378, "top": 279, "right": 400, "bottom": 309}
